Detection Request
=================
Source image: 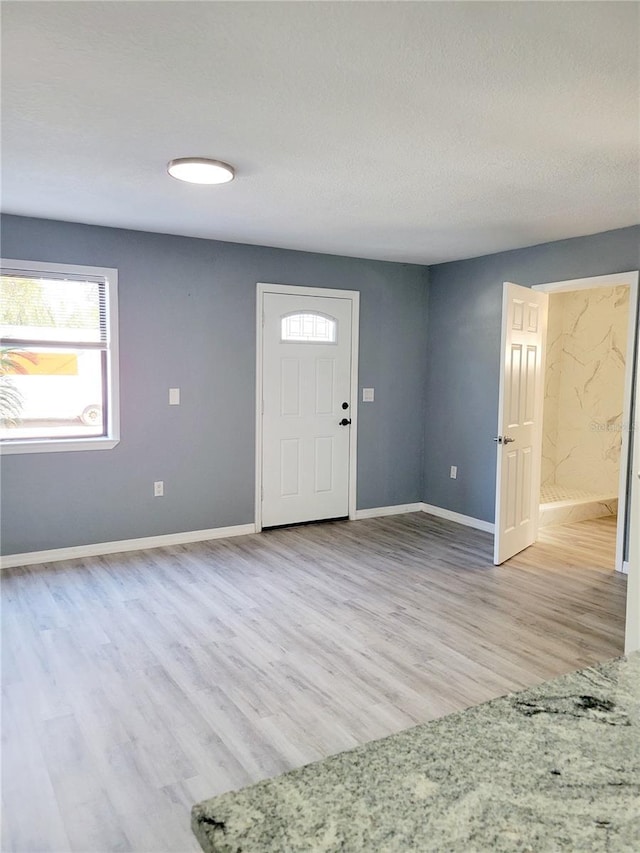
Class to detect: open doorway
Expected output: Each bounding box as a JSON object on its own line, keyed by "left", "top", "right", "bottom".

{"left": 533, "top": 273, "right": 639, "bottom": 573}
{"left": 494, "top": 271, "right": 639, "bottom": 649}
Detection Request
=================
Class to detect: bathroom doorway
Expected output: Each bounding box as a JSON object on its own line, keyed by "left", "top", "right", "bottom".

{"left": 533, "top": 273, "right": 639, "bottom": 573}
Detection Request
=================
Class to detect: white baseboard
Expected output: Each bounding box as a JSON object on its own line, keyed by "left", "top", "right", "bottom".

{"left": 352, "top": 502, "right": 493, "bottom": 533}
{"left": 420, "top": 502, "right": 495, "bottom": 533}
{"left": 2, "top": 503, "right": 494, "bottom": 570}
{"left": 622, "top": 561, "right": 630, "bottom": 575}
{"left": 0, "top": 523, "right": 256, "bottom": 570}
{"left": 354, "top": 503, "right": 423, "bottom": 520}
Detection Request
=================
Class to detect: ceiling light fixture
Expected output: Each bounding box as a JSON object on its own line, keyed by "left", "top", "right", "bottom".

{"left": 167, "top": 157, "right": 235, "bottom": 185}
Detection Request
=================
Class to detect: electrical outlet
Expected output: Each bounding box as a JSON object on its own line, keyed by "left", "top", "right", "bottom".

{"left": 169, "top": 388, "right": 180, "bottom": 405}
{"left": 450, "top": 466, "right": 457, "bottom": 479}
{"left": 362, "top": 388, "right": 375, "bottom": 402}
{"left": 154, "top": 480, "right": 164, "bottom": 497}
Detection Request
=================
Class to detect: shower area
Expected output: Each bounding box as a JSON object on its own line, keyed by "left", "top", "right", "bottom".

{"left": 539, "top": 285, "right": 629, "bottom": 528}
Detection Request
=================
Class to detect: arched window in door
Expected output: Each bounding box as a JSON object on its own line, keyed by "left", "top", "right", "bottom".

{"left": 280, "top": 312, "right": 337, "bottom": 343}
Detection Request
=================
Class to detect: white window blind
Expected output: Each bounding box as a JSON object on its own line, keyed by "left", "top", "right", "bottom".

{"left": 1, "top": 270, "right": 107, "bottom": 346}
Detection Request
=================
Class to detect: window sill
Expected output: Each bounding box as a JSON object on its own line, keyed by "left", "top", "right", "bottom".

{"left": 0, "top": 436, "right": 120, "bottom": 455}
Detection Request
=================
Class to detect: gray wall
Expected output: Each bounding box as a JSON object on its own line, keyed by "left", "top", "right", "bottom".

{"left": 3, "top": 215, "right": 638, "bottom": 556}
{"left": 1, "top": 215, "right": 429, "bottom": 555}
{"left": 423, "top": 225, "right": 640, "bottom": 522}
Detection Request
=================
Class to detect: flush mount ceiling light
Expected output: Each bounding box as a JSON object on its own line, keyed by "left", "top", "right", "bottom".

{"left": 167, "top": 157, "right": 235, "bottom": 185}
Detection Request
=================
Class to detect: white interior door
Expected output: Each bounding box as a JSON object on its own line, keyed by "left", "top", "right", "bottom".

{"left": 261, "top": 291, "right": 353, "bottom": 527}
{"left": 494, "top": 282, "right": 548, "bottom": 564}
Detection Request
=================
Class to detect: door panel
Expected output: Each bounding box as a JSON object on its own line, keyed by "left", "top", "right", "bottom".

{"left": 314, "top": 437, "right": 333, "bottom": 492}
{"left": 520, "top": 446, "right": 532, "bottom": 523}
{"left": 262, "top": 292, "right": 353, "bottom": 527}
{"left": 508, "top": 344, "right": 522, "bottom": 426}
{"left": 505, "top": 451, "right": 518, "bottom": 531}
{"left": 280, "top": 359, "right": 301, "bottom": 416}
{"left": 315, "top": 359, "right": 335, "bottom": 414}
{"left": 524, "top": 346, "right": 537, "bottom": 423}
{"left": 494, "top": 282, "right": 548, "bottom": 564}
{"left": 280, "top": 438, "right": 301, "bottom": 497}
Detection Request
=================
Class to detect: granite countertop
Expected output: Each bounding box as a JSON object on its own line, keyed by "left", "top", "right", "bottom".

{"left": 192, "top": 653, "right": 640, "bottom": 852}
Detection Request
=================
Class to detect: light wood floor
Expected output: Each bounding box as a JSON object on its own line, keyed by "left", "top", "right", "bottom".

{"left": 1, "top": 513, "right": 626, "bottom": 853}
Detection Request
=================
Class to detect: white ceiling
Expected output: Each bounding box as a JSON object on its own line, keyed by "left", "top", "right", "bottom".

{"left": 2, "top": 1, "right": 638, "bottom": 264}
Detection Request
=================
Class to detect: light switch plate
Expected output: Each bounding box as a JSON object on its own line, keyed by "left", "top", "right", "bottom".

{"left": 362, "top": 388, "right": 374, "bottom": 402}
{"left": 169, "top": 388, "right": 180, "bottom": 405}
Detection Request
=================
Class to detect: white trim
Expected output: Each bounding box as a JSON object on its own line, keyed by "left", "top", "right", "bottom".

{"left": 0, "top": 523, "right": 256, "bottom": 570}
{"left": 531, "top": 272, "right": 637, "bottom": 293}
{"left": 257, "top": 283, "right": 360, "bottom": 300}
{"left": 625, "top": 313, "right": 640, "bottom": 652}
{"left": 352, "top": 502, "right": 494, "bottom": 532}
{"left": 622, "top": 561, "right": 630, "bottom": 577}
{"left": 533, "top": 271, "right": 639, "bottom": 574}
{"left": 355, "top": 503, "right": 422, "bottom": 520}
{"left": 255, "top": 287, "right": 263, "bottom": 531}
{"left": 0, "top": 257, "right": 120, "bottom": 454}
{"left": 421, "top": 502, "right": 495, "bottom": 533}
{"left": 255, "top": 282, "right": 360, "bottom": 532}
{"left": 1, "top": 437, "right": 119, "bottom": 455}
{"left": 348, "top": 295, "right": 360, "bottom": 525}
{"left": 493, "top": 284, "right": 512, "bottom": 556}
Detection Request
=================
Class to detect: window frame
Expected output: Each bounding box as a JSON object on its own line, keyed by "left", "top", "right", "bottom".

{"left": 0, "top": 258, "right": 120, "bottom": 455}
{"left": 280, "top": 310, "right": 338, "bottom": 344}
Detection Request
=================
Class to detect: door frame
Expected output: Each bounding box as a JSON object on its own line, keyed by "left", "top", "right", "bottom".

{"left": 625, "top": 334, "right": 640, "bottom": 653}
{"left": 255, "top": 282, "right": 360, "bottom": 533}
{"left": 532, "top": 271, "right": 639, "bottom": 574}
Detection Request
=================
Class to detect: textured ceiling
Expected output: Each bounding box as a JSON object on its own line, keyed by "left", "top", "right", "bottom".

{"left": 1, "top": 1, "right": 638, "bottom": 264}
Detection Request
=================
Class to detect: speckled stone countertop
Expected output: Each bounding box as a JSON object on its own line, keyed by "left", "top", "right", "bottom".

{"left": 192, "top": 654, "right": 640, "bottom": 852}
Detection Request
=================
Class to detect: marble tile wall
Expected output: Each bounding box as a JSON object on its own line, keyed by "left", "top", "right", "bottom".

{"left": 541, "top": 285, "right": 629, "bottom": 496}
{"left": 541, "top": 293, "right": 564, "bottom": 487}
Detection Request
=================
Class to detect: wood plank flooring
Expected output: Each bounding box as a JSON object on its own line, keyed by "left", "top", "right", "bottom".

{"left": 1, "top": 512, "right": 626, "bottom": 852}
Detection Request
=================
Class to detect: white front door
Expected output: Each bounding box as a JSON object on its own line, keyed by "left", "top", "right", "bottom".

{"left": 494, "top": 282, "right": 548, "bottom": 565}
{"left": 261, "top": 291, "right": 354, "bottom": 527}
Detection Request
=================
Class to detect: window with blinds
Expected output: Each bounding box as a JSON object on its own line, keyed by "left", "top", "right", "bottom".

{"left": 0, "top": 259, "right": 119, "bottom": 452}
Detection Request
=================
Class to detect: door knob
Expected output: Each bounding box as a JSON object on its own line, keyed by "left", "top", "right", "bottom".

{"left": 503, "top": 436, "right": 515, "bottom": 444}
{"left": 339, "top": 418, "right": 352, "bottom": 426}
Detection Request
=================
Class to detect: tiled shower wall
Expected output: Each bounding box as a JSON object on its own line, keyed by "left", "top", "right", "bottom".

{"left": 541, "top": 285, "right": 629, "bottom": 494}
